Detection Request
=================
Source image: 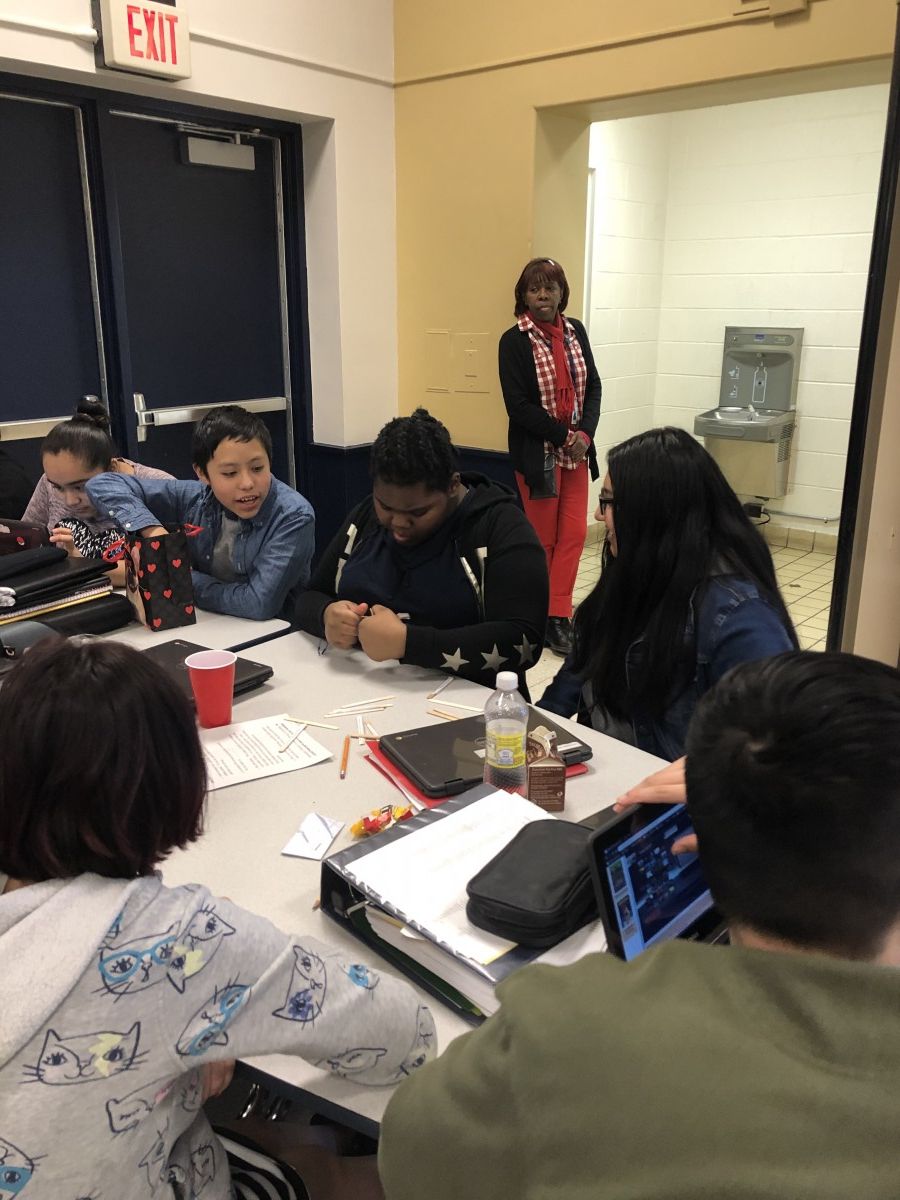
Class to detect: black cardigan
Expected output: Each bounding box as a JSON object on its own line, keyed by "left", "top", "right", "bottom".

{"left": 498, "top": 317, "right": 602, "bottom": 491}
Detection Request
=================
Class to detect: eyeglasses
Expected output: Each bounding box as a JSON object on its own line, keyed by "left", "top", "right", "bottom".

{"left": 598, "top": 495, "right": 615, "bottom": 515}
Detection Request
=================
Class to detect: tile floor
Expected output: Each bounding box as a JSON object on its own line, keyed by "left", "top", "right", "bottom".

{"left": 525, "top": 538, "right": 835, "bottom": 699}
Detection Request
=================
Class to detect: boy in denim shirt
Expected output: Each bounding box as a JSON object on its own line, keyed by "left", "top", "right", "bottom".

{"left": 86, "top": 406, "right": 314, "bottom": 620}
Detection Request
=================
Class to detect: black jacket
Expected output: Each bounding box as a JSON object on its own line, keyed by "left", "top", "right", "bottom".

{"left": 0, "top": 448, "right": 35, "bottom": 520}
{"left": 288, "top": 474, "right": 548, "bottom": 687}
{"left": 498, "top": 317, "right": 602, "bottom": 490}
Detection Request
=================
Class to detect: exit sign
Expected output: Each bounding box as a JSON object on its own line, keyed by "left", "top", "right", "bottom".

{"left": 96, "top": 0, "right": 191, "bottom": 80}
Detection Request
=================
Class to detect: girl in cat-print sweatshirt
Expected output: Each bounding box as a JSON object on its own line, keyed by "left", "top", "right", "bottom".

{"left": 0, "top": 639, "right": 435, "bottom": 1200}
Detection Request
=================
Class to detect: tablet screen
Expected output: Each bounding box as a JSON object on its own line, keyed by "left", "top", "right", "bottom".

{"left": 598, "top": 805, "right": 713, "bottom": 960}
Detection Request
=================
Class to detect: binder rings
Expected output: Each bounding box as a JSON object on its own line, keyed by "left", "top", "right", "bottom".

{"left": 319, "top": 786, "right": 548, "bottom": 1024}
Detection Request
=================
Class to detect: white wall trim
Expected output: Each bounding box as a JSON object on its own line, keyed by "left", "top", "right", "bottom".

{"left": 189, "top": 29, "right": 393, "bottom": 89}
{"left": 0, "top": 13, "right": 97, "bottom": 44}
{"left": 0, "top": 13, "right": 393, "bottom": 88}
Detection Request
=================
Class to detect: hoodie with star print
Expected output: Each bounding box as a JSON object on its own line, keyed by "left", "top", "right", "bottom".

{"left": 287, "top": 474, "right": 548, "bottom": 692}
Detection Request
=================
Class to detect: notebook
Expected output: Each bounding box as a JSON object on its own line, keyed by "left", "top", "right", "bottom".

{"left": 587, "top": 803, "right": 727, "bottom": 960}
{"left": 378, "top": 709, "right": 594, "bottom": 799}
{"left": 139, "top": 639, "right": 273, "bottom": 700}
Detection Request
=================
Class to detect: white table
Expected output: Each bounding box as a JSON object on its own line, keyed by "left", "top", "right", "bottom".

{"left": 162, "top": 631, "right": 665, "bottom": 1132}
{"left": 106, "top": 607, "right": 290, "bottom": 652}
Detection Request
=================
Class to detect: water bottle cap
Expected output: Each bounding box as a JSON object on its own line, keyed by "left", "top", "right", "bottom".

{"left": 496, "top": 671, "right": 518, "bottom": 691}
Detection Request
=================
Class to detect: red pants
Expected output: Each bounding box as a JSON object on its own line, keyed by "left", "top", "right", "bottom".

{"left": 516, "top": 461, "right": 589, "bottom": 619}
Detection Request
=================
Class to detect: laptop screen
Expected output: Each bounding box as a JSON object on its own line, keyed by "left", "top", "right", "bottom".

{"left": 597, "top": 804, "right": 714, "bottom": 960}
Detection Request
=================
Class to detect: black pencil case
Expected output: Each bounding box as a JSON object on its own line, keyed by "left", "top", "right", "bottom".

{"left": 466, "top": 820, "right": 598, "bottom": 948}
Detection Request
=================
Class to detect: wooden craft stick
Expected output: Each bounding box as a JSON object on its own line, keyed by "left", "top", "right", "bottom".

{"left": 430, "top": 700, "right": 482, "bottom": 713}
{"left": 427, "top": 677, "right": 453, "bottom": 700}
{"left": 285, "top": 716, "right": 339, "bottom": 731}
{"left": 330, "top": 695, "right": 395, "bottom": 711}
{"left": 326, "top": 700, "right": 393, "bottom": 710}
{"left": 428, "top": 707, "right": 460, "bottom": 721}
{"left": 279, "top": 723, "right": 307, "bottom": 753}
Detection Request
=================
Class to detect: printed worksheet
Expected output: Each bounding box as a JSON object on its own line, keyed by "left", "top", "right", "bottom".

{"left": 200, "top": 713, "right": 331, "bottom": 790}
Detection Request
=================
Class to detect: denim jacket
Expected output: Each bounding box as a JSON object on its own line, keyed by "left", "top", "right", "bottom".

{"left": 538, "top": 575, "right": 795, "bottom": 761}
{"left": 85, "top": 474, "right": 314, "bottom": 620}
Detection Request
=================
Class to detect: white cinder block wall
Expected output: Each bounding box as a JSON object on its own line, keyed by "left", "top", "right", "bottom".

{"left": 587, "top": 84, "right": 889, "bottom": 525}
{"left": 587, "top": 116, "right": 671, "bottom": 494}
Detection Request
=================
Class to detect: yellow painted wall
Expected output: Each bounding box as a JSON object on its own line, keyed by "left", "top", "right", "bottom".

{"left": 394, "top": 0, "right": 896, "bottom": 451}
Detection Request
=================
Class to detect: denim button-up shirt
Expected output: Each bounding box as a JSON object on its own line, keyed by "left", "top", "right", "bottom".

{"left": 85, "top": 473, "right": 314, "bottom": 621}
{"left": 539, "top": 575, "right": 795, "bottom": 760}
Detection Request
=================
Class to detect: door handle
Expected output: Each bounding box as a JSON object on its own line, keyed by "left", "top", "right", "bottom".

{"left": 133, "top": 393, "right": 287, "bottom": 443}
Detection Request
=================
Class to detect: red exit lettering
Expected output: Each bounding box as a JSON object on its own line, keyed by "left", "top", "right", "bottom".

{"left": 125, "top": 6, "right": 180, "bottom": 65}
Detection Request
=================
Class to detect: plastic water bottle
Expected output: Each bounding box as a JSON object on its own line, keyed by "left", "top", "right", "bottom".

{"left": 483, "top": 671, "right": 528, "bottom": 795}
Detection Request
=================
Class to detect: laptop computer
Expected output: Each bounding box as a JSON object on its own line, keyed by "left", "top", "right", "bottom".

{"left": 379, "top": 709, "right": 593, "bottom": 799}
{"left": 0, "top": 520, "right": 50, "bottom": 555}
{"left": 139, "top": 638, "right": 273, "bottom": 701}
{"left": 587, "top": 803, "right": 728, "bottom": 959}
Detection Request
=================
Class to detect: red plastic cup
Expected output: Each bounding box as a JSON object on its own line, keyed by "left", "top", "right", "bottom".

{"left": 185, "top": 650, "right": 237, "bottom": 728}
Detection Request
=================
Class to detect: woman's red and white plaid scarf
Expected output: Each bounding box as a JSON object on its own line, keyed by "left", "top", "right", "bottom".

{"left": 518, "top": 311, "right": 589, "bottom": 470}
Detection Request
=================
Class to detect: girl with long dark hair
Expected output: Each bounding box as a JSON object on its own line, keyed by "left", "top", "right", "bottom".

{"left": 539, "top": 427, "right": 797, "bottom": 759}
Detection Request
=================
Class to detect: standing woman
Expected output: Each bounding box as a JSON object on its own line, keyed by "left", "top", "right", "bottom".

{"left": 499, "top": 258, "right": 601, "bottom": 656}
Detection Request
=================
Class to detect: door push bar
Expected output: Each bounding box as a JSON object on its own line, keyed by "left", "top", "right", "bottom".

{"left": 0, "top": 396, "right": 100, "bottom": 443}
{"left": 133, "top": 393, "right": 287, "bottom": 442}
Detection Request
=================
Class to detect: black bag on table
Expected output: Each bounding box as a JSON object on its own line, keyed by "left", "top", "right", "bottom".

{"left": 466, "top": 820, "right": 598, "bottom": 949}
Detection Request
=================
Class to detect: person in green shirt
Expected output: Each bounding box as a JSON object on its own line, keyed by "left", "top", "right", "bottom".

{"left": 379, "top": 650, "right": 900, "bottom": 1199}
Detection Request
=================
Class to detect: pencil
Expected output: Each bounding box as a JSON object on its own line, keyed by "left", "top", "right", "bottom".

{"left": 339, "top": 735, "right": 351, "bottom": 780}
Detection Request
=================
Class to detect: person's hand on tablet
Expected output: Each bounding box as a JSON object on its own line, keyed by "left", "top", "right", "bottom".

{"left": 614, "top": 757, "right": 686, "bottom": 811}
{"left": 614, "top": 757, "right": 697, "bottom": 854}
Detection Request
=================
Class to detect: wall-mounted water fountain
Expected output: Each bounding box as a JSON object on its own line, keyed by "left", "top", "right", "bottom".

{"left": 694, "top": 327, "right": 804, "bottom": 499}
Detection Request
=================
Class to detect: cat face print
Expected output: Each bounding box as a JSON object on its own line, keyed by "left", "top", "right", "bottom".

{"left": 106, "top": 1076, "right": 176, "bottom": 1135}
{"left": 98, "top": 906, "right": 235, "bottom": 998}
{"left": 190, "top": 1143, "right": 216, "bottom": 1194}
{"left": 343, "top": 962, "right": 380, "bottom": 991}
{"left": 394, "top": 1005, "right": 436, "bottom": 1080}
{"left": 98, "top": 924, "right": 182, "bottom": 998}
{"left": 272, "top": 946, "right": 327, "bottom": 1025}
{"left": 176, "top": 907, "right": 236, "bottom": 987}
{"left": 23, "top": 1024, "right": 142, "bottom": 1086}
{"left": 137, "top": 1122, "right": 168, "bottom": 1190}
{"left": 180, "top": 1069, "right": 203, "bottom": 1113}
{"left": 176, "top": 983, "right": 250, "bottom": 1057}
{"left": 0, "top": 1138, "right": 36, "bottom": 1198}
{"left": 316, "top": 1047, "right": 387, "bottom": 1077}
